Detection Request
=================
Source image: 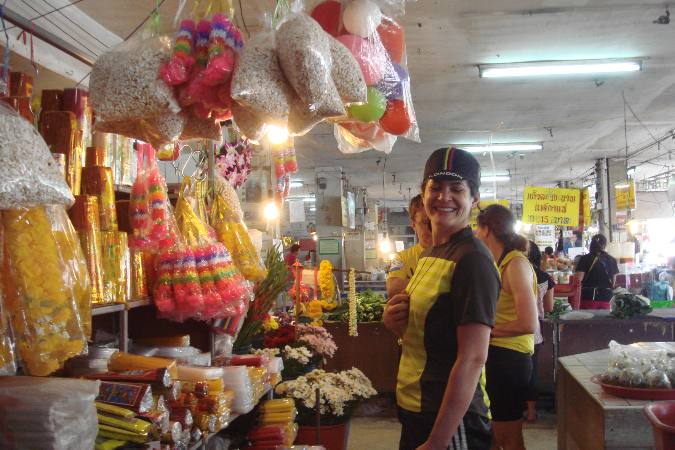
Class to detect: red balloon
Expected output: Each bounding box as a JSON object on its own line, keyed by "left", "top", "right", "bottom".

{"left": 377, "top": 16, "right": 405, "bottom": 64}
{"left": 311, "top": 0, "right": 342, "bottom": 37}
{"left": 341, "top": 121, "right": 386, "bottom": 141}
{"left": 379, "top": 99, "right": 411, "bottom": 135}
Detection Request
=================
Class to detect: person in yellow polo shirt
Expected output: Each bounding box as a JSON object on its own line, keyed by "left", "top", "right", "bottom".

{"left": 476, "top": 204, "right": 538, "bottom": 450}
{"left": 386, "top": 194, "right": 432, "bottom": 299}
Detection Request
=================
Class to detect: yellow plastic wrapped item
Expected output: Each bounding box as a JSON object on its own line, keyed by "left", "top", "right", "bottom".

{"left": 96, "top": 401, "right": 135, "bottom": 420}
{"left": 108, "top": 352, "right": 178, "bottom": 380}
{"left": 2, "top": 207, "right": 88, "bottom": 376}
{"left": 100, "top": 231, "right": 130, "bottom": 304}
{"left": 0, "top": 224, "right": 17, "bottom": 375}
{"left": 98, "top": 414, "right": 152, "bottom": 434}
{"left": 210, "top": 174, "right": 267, "bottom": 282}
{"left": 95, "top": 438, "right": 128, "bottom": 450}
{"left": 48, "top": 205, "right": 92, "bottom": 338}
{"left": 98, "top": 424, "right": 149, "bottom": 444}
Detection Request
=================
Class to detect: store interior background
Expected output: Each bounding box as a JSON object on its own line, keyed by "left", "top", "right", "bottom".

{"left": 4, "top": 1, "right": 675, "bottom": 449}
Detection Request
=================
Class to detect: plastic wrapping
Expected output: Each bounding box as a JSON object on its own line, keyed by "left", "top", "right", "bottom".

{"left": 221, "top": 366, "right": 255, "bottom": 414}
{"left": 601, "top": 340, "right": 673, "bottom": 389}
{"left": 95, "top": 114, "right": 186, "bottom": 150}
{"left": 276, "top": 13, "right": 345, "bottom": 118}
{"left": 231, "top": 32, "right": 294, "bottom": 125}
{"left": 310, "top": 0, "right": 419, "bottom": 152}
{"left": 329, "top": 36, "right": 368, "bottom": 104}
{"left": 215, "top": 136, "right": 253, "bottom": 189}
{"left": 0, "top": 103, "right": 75, "bottom": 208}
{"left": 129, "top": 143, "right": 177, "bottom": 251}
{"left": 0, "top": 223, "right": 18, "bottom": 375}
{"left": 210, "top": 174, "right": 267, "bottom": 282}
{"left": 90, "top": 35, "right": 180, "bottom": 123}
{"left": 0, "top": 377, "right": 99, "bottom": 450}
{"left": 108, "top": 352, "right": 178, "bottom": 380}
{"left": 82, "top": 165, "right": 118, "bottom": 231}
{"left": 100, "top": 231, "right": 130, "bottom": 304}
{"left": 2, "top": 206, "right": 89, "bottom": 375}
{"left": 40, "top": 110, "right": 83, "bottom": 195}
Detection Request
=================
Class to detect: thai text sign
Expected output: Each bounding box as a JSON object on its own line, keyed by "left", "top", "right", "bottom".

{"left": 470, "top": 199, "right": 510, "bottom": 230}
{"left": 523, "top": 186, "right": 580, "bottom": 227}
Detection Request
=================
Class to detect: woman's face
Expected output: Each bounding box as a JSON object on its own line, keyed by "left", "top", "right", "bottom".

{"left": 423, "top": 179, "right": 476, "bottom": 234}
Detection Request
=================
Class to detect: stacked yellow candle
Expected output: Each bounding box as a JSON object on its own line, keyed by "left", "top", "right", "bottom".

{"left": 1, "top": 207, "right": 87, "bottom": 376}
{"left": 129, "top": 249, "right": 148, "bottom": 299}
{"left": 70, "top": 195, "right": 106, "bottom": 304}
{"left": 100, "top": 231, "right": 130, "bottom": 304}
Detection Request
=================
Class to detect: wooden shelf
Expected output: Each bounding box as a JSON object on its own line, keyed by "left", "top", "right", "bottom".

{"left": 91, "top": 303, "right": 125, "bottom": 316}
{"left": 127, "top": 298, "right": 151, "bottom": 310}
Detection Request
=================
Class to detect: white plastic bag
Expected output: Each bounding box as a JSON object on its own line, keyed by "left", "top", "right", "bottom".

{"left": 0, "top": 377, "right": 100, "bottom": 450}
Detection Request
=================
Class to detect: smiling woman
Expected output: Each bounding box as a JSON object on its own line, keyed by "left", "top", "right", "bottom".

{"left": 384, "top": 147, "right": 500, "bottom": 450}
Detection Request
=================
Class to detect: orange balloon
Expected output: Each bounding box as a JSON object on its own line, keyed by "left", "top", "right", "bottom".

{"left": 377, "top": 16, "right": 405, "bottom": 64}
{"left": 379, "top": 99, "right": 411, "bottom": 135}
{"left": 311, "top": 1, "right": 342, "bottom": 37}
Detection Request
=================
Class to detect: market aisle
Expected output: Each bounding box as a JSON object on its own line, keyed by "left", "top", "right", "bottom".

{"left": 348, "top": 412, "right": 557, "bottom": 449}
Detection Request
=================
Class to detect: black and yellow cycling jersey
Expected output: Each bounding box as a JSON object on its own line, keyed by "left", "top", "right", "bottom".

{"left": 397, "top": 227, "right": 500, "bottom": 417}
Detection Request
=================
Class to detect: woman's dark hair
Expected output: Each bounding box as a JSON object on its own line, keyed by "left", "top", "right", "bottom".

{"left": 408, "top": 194, "right": 424, "bottom": 221}
{"left": 290, "top": 243, "right": 300, "bottom": 253}
{"left": 527, "top": 240, "right": 542, "bottom": 268}
{"left": 589, "top": 234, "right": 607, "bottom": 255}
{"left": 476, "top": 204, "right": 528, "bottom": 252}
{"left": 544, "top": 246, "right": 554, "bottom": 256}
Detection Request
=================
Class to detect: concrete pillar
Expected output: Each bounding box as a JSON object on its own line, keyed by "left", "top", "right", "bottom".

{"left": 315, "top": 167, "right": 346, "bottom": 288}
{"left": 595, "top": 158, "right": 628, "bottom": 242}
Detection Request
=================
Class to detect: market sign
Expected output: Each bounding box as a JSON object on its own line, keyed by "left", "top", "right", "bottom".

{"left": 522, "top": 186, "right": 580, "bottom": 227}
{"left": 580, "top": 188, "right": 591, "bottom": 229}
{"left": 470, "top": 199, "right": 510, "bottom": 230}
{"left": 615, "top": 180, "right": 636, "bottom": 210}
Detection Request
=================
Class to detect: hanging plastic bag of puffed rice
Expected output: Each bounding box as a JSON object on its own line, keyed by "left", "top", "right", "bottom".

{"left": 0, "top": 103, "right": 75, "bottom": 209}
{"left": 90, "top": 35, "right": 185, "bottom": 148}
{"left": 309, "top": 0, "right": 420, "bottom": 153}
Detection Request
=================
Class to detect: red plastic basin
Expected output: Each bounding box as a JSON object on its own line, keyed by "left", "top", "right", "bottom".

{"left": 644, "top": 401, "right": 675, "bottom": 450}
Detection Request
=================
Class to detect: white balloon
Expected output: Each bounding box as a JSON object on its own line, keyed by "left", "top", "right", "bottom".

{"left": 343, "top": 0, "right": 382, "bottom": 38}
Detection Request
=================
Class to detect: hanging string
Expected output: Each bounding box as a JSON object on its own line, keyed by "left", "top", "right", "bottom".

{"left": 0, "top": 1, "right": 10, "bottom": 93}
{"left": 16, "top": 20, "right": 38, "bottom": 80}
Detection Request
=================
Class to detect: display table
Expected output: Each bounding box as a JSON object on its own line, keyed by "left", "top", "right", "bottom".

{"left": 537, "top": 310, "right": 675, "bottom": 394}
{"left": 556, "top": 344, "right": 675, "bottom": 450}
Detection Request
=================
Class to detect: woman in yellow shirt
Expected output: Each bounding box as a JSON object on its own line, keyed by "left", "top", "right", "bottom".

{"left": 476, "top": 205, "right": 538, "bottom": 450}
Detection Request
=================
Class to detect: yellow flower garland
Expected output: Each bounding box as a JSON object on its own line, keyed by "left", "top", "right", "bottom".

{"left": 318, "top": 260, "right": 335, "bottom": 301}
{"left": 348, "top": 268, "right": 358, "bottom": 337}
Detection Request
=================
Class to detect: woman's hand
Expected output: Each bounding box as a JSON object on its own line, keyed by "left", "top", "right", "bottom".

{"left": 383, "top": 293, "right": 410, "bottom": 338}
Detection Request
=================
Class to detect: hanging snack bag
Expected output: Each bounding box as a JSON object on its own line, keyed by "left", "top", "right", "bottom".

{"left": 0, "top": 103, "right": 75, "bottom": 209}
{"left": 0, "top": 224, "right": 17, "bottom": 376}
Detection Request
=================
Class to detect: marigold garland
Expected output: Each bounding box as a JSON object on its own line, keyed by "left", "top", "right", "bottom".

{"left": 318, "top": 260, "right": 335, "bottom": 301}
{"left": 348, "top": 268, "right": 358, "bottom": 337}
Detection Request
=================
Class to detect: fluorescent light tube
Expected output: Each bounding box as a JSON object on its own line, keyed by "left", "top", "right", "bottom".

{"left": 290, "top": 181, "right": 304, "bottom": 188}
{"left": 303, "top": 198, "right": 316, "bottom": 203}
{"left": 479, "top": 59, "right": 641, "bottom": 78}
{"left": 481, "top": 175, "right": 511, "bottom": 183}
{"left": 458, "top": 143, "right": 543, "bottom": 153}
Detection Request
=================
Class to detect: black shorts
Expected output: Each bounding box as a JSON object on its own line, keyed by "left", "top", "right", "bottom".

{"left": 485, "top": 345, "right": 533, "bottom": 421}
{"left": 397, "top": 407, "right": 492, "bottom": 450}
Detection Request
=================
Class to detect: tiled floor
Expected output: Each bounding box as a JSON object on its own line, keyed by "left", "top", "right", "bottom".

{"left": 348, "top": 410, "right": 557, "bottom": 450}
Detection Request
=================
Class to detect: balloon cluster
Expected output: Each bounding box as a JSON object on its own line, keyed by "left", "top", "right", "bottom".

{"left": 311, "top": 0, "right": 418, "bottom": 152}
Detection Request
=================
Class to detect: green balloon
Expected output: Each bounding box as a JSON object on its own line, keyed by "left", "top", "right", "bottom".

{"left": 347, "top": 87, "right": 387, "bottom": 122}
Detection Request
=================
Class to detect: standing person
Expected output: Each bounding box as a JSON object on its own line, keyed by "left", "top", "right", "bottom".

{"left": 476, "top": 205, "right": 538, "bottom": 450}
{"left": 284, "top": 243, "right": 300, "bottom": 269}
{"left": 384, "top": 148, "right": 500, "bottom": 450}
{"left": 386, "top": 194, "right": 433, "bottom": 299}
{"left": 575, "top": 234, "right": 619, "bottom": 309}
{"left": 543, "top": 246, "right": 555, "bottom": 271}
{"left": 525, "top": 241, "right": 555, "bottom": 423}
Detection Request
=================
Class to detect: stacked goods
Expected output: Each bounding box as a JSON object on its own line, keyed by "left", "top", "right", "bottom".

{"left": 221, "top": 366, "right": 256, "bottom": 414}
{"left": 246, "top": 398, "right": 298, "bottom": 449}
{"left": 1, "top": 71, "right": 34, "bottom": 122}
{"left": 0, "top": 377, "right": 99, "bottom": 450}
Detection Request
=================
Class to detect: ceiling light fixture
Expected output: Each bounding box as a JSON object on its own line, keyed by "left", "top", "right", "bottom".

{"left": 458, "top": 143, "right": 543, "bottom": 153}
{"left": 479, "top": 59, "right": 642, "bottom": 78}
{"left": 481, "top": 175, "right": 511, "bottom": 183}
{"left": 290, "top": 181, "right": 304, "bottom": 188}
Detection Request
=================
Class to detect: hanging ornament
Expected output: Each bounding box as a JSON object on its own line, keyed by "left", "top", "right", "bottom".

{"left": 348, "top": 268, "right": 358, "bottom": 336}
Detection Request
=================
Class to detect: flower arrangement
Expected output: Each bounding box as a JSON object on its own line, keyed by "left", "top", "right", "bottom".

{"left": 263, "top": 324, "right": 296, "bottom": 349}
{"left": 296, "top": 324, "right": 337, "bottom": 359}
{"left": 215, "top": 137, "right": 252, "bottom": 189}
{"left": 275, "top": 368, "right": 377, "bottom": 425}
{"left": 282, "top": 345, "right": 313, "bottom": 365}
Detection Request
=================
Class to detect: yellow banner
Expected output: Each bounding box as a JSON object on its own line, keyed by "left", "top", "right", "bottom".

{"left": 523, "top": 186, "right": 580, "bottom": 227}
{"left": 615, "top": 180, "right": 635, "bottom": 210}
{"left": 470, "top": 199, "right": 510, "bottom": 230}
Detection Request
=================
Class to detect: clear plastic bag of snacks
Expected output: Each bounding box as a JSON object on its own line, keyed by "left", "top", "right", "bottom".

{"left": 601, "top": 340, "right": 673, "bottom": 389}
{"left": 210, "top": 174, "right": 267, "bottom": 282}
{"left": 0, "top": 103, "right": 75, "bottom": 209}
{"left": 1, "top": 206, "right": 88, "bottom": 376}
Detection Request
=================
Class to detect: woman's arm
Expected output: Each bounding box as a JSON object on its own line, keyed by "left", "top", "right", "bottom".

{"left": 491, "top": 257, "right": 538, "bottom": 337}
{"left": 417, "top": 323, "right": 491, "bottom": 450}
{"left": 543, "top": 287, "right": 554, "bottom": 313}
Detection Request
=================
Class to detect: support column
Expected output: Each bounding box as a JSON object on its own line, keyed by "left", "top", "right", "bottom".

{"left": 315, "top": 167, "right": 346, "bottom": 289}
